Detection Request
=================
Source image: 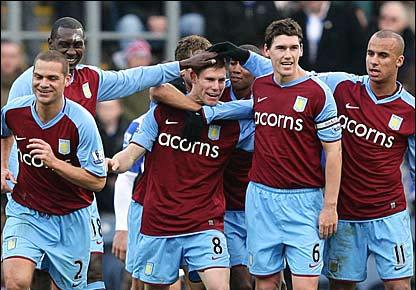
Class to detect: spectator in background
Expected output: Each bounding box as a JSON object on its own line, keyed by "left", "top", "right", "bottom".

{"left": 292, "top": 1, "right": 368, "bottom": 74}
{"left": 95, "top": 100, "right": 130, "bottom": 214}
{"left": 1, "top": 40, "right": 26, "bottom": 107}
{"left": 112, "top": 39, "right": 154, "bottom": 120}
{"left": 376, "top": 1, "right": 415, "bottom": 95}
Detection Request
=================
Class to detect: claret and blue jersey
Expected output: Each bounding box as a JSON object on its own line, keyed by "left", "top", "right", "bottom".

{"left": 1, "top": 95, "right": 106, "bottom": 215}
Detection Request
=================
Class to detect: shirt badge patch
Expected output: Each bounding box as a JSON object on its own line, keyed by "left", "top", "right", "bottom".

{"left": 58, "top": 139, "right": 71, "bottom": 155}
{"left": 145, "top": 262, "right": 154, "bottom": 276}
{"left": 92, "top": 149, "right": 105, "bottom": 164}
{"left": 329, "top": 259, "right": 338, "bottom": 273}
{"left": 7, "top": 238, "right": 17, "bottom": 250}
{"left": 388, "top": 114, "right": 403, "bottom": 131}
{"left": 208, "top": 125, "right": 221, "bottom": 141}
{"left": 293, "top": 96, "right": 308, "bottom": 112}
{"left": 82, "top": 82, "right": 92, "bottom": 99}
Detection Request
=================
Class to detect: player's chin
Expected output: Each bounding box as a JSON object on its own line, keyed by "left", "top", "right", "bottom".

{"left": 205, "top": 97, "right": 219, "bottom": 106}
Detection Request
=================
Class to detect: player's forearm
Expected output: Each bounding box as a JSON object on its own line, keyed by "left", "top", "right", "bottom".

{"left": 113, "top": 144, "right": 145, "bottom": 174}
{"left": 114, "top": 171, "right": 136, "bottom": 230}
{"left": 150, "top": 84, "right": 201, "bottom": 111}
{"left": 50, "top": 159, "right": 106, "bottom": 192}
{"left": 323, "top": 141, "right": 342, "bottom": 207}
{"left": 1, "top": 136, "right": 14, "bottom": 169}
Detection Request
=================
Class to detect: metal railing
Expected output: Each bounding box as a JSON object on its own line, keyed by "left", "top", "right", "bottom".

{"left": 1, "top": 1, "right": 180, "bottom": 66}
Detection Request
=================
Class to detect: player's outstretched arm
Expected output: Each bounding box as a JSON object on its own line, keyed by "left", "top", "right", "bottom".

{"left": 150, "top": 83, "right": 201, "bottom": 111}
{"left": 109, "top": 143, "right": 146, "bottom": 174}
{"left": 1, "top": 136, "right": 17, "bottom": 193}
{"left": 319, "top": 140, "right": 342, "bottom": 239}
{"left": 27, "top": 138, "right": 106, "bottom": 192}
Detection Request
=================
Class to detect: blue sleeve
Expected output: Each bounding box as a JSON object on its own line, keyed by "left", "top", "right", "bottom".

{"left": 71, "top": 109, "right": 107, "bottom": 177}
{"left": 202, "top": 99, "right": 254, "bottom": 124}
{"left": 317, "top": 72, "right": 363, "bottom": 93}
{"left": 243, "top": 51, "right": 273, "bottom": 78}
{"left": 97, "top": 62, "right": 181, "bottom": 102}
{"left": 7, "top": 67, "right": 34, "bottom": 103}
{"left": 123, "top": 118, "right": 144, "bottom": 174}
{"left": 236, "top": 119, "right": 255, "bottom": 152}
{"left": 130, "top": 107, "right": 159, "bottom": 152}
{"left": 1, "top": 107, "right": 12, "bottom": 137}
{"left": 313, "top": 78, "right": 342, "bottom": 142}
{"left": 408, "top": 135, "right": 415, "bottom": 183}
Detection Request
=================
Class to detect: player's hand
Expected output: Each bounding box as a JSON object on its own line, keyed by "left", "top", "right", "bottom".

{"left": 179, "top": 51, "right": 218, "bottom": 70}
{"left": 106, "top": 158, "right": 120, "bottom": 173}
{"left": 207, "top": 41, "right": 250, "bottom": 63}
{"left": 112, "top": 230, "right": 128, "bottom": 262}
{"left": 182, "top": 110, "right": 205, "bottom": 143}
{"left": 1, "top": 168, "right": 17, "bottom": 194}
{"left": 318, "top": 205, "right": 338, "bottom": 239}
{"left": 27, "top": 138, "right": 58, "bottom": 169}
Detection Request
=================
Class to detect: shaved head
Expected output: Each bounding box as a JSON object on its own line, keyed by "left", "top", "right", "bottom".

{"left": 371, "top": 30, "right": 404, "bottom": 55}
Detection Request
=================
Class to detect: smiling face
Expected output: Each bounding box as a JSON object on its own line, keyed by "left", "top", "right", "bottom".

{"left": 264, "top": 34, "right": 303, "bottom": 82}
{"left": 32, "top": 59, "right": 69, "bottom": 106}
{"left": 48, "top": 27, "right": 85, "bottom": 71}
{"left": 366, "top": 35, "right": 404, "bottom": 84}
{"left": 229, "top": 60, "right": 254, "bottom": 93}
{"left": 190, "top": 66, "right": 227, "bottom": 106}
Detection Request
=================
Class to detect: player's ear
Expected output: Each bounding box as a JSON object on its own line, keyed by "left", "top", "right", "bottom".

{"left": 64, "top": 74, "right": 71, "bottom": 87}
{"left": 396, "top": 55, "right": 404, "bottom": 68}
{"left": 263, "top": 43, "right": 270, "bottom": 58}
{"left": 299, "top": 42, "right": 303, "bottom": 58}
{"left": 190, "top": 70, "right": 198, "bottom": 84}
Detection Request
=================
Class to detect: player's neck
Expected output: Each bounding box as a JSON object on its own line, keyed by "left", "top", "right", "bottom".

{"left": 274, "top": 66, "right": 307, "bottom": 85}
{"left": 233, "top": 86, "right": 251, "bottom": 100}
{"left": 35, "top": 97, "right": 64, "bottom": 124}
{"left": 369, "top": 78, "right": 398, "bottom": 97}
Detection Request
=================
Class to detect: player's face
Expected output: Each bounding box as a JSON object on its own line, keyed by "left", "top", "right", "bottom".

{"left": 32, "top": 60, "right": 69, "bottom": 105}
{"left": 48, "top": 27, "right": 85, "bottom": 71}
{"left": 192, "top": 67, "right": 226, "bottom": 106}
{"left": 366, "top": 36, "right": 404, "bottom": 83}
{"left": 264, "top": 35, "right": 303, "bottom": 81}
{"left": 229, "top": 60, "right": 254, "bottom": 93}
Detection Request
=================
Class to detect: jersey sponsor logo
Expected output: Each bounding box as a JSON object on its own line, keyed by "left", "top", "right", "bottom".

{"left": 293, "top": 96, "right": 308, "bottom": 112}
{"left": 257, "top": 96, "right": 268, "bottom": 103}
{"left": 158, "top": 132, "right": 219, "bottom": 158}
{"left": 338, "top": 115, "right": 395, "bottom": 148}
{"left": 388, "top": 114, "right": 403, "bottom": 131}
{"left": 254, "top": 111, "right": 303, "bottom": 131}
{"left": 345, "top": 103, "right": 360, "bottom": 110}
{"left": 58, "top": 139, "right": 71, "bottom": 155}
{"left": 15, "top": 136, "right": 26, "bottom": 141}
{"left": 165, "top": 119, "right": 179, "bottom": 125}
{"left": 208, "top": 125, "right": 221, "bottom": 141}
{"left": 92, "top": 149, "right": 105, "bottom": 164}
{"left": 18, "top": 148, "right": 45, "bottom": 168}
{"left": 82, "top": 82, "right": 92, "bottom": 99}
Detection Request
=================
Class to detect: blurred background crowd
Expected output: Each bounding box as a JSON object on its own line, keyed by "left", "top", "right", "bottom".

{"left": 1, "top": 1, "right": 415, "bottom": 290}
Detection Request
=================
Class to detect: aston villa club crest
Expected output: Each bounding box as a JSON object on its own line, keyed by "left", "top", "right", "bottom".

{"left": 208, "top": 125, "right": 221, "bottom": 141}
{"left": 82, "top": 82, "right": 92, "bottom": 99}
{"left": 58, "top": 139, "right": 71, "bottom": 155}
{"left": 293, "top": 96, "right": 308, "bottom": 112}
{"left": 388, "top": 114, "right": 403, "bottom": 131}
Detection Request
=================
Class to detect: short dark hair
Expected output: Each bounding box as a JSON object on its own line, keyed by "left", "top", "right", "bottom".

{"left": 50, "top": 17, "right": 84, "bottom": 40}
{"left": 34, "top": 51, "right": 69, "bottom": 76}
{"left": 175, "top": 35, "right": 212, "bottom": 61}
{"left": 264, "top": 18, "right": 303, "bottom": 49}
{"left": 192, "top": 56, "right": 226, "bottom": 76}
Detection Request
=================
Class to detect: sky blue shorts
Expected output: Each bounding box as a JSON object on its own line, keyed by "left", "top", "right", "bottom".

{"left": 224, "top": 210, "right": 248, "bottom": 267}
{"left": 133, "top": 230, "right": 230, "bottom": 284}
{"left": 89, "top": 195, "right": 104, "bottom": 253}
{"left": 126, "top": 201, "right": 143, "bottom": 274}
{"left": 323, "top": 210, "right": 414, "bottom": 281}
{"left": 2, "top": 198, "right": 91, "bottom": 289}
{"left": 246, "top": 181, "right": 324, "bottom": 276}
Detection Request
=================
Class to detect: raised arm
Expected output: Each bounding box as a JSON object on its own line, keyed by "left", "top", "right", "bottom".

{"left": 150, "top": 83, "right": 202, "bottom": 111}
